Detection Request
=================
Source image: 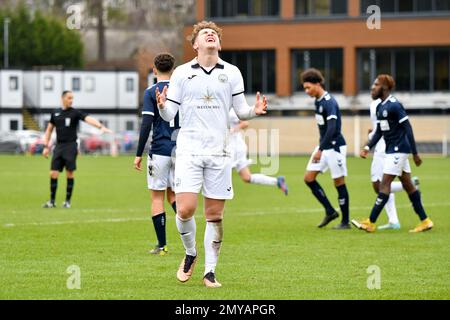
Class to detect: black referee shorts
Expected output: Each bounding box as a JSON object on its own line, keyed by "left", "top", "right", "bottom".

{"left": 51, "top": 142, "right": 78, "bottom": 172}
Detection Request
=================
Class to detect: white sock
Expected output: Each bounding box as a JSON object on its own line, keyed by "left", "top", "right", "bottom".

{"left": 204, "top": 220, "right": 224, "bottom": 276}
{"left": 176, "top": 215, "right": 197, "bottom": 257}
{"left": 250, "top": 174, "right": 277, "bottom": 186}
{"left": 385, "top": 193, "right": 400, "bottom": 224}
{"left": 391, "top": 182, "right": 403, "bottom": 193}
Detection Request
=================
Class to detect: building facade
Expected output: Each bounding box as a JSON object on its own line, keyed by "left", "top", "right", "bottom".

{"left": 183, "top": 0, "right": 450, "bottom": 155}
{"left": 184, "top": 0, "right": 450, "bottom": 109}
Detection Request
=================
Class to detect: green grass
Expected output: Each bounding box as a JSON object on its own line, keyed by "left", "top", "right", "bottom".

{"left": 0, "top": 155, "right": 449, "bottom": 300}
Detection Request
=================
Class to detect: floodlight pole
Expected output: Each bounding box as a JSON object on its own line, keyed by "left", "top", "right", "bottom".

{"left": 3, "top": 18, "right": 10, "bottom": 68}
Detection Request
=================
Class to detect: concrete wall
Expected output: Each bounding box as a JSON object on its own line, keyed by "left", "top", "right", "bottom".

{"left": 247, "top": 116, "right": 450, "bottom": 155}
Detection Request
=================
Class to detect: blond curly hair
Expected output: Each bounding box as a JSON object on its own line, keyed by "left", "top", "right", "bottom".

{"left": 189, "top": 21, "right": 223, "bottom": 46}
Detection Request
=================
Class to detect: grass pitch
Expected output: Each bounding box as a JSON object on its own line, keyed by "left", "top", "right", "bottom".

{"left": 0, "top": 155, "right": 449, "bottom": 300}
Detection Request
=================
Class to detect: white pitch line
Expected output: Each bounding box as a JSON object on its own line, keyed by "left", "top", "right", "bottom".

{"left": 3, "top": 202, "right": 450, "bottom": 229}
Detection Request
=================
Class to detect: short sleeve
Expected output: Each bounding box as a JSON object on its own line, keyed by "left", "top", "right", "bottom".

{"left": 394, "top": 102, "right": 409, "bottom": 123}
{"left": 49, "top": 112, "right": 55, "bottom": 125}
{"left": 142, "top": 89, "right": 155, "bottom": 116}
{"left": 77, "top": 109, "right": 88, "bottom": 121}
{"left": 231, "top": 66, "right": 245, "bottom": 97}
{"left": 324, "top": 100, "right": 338, "bottom": 121}
{"left": 166, "top": 67, "right": 184, "bottom": 105}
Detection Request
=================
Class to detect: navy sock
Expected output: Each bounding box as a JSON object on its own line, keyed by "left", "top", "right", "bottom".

{"left": 370, "top": 193, "right": 390, "bottom": 223}
{"left": 50, "top": 178, "right": 58, "bottom": 203}
{"left": 171, "top": 202, "right": 177, "bottom": 214}
{"left": 66, "top": 178, "right": 74, "bottom": 202}
{"left": 409, "top": 191, "right": 428, "bottom": 221}
{"left": 336, "top": 185, "right": 349, "bottom": 224}
{"left": 152, "top": 212, "right": 166, "bottom": 248}
{"left": 306, "top": 181, "right": 335, "bottom": 215}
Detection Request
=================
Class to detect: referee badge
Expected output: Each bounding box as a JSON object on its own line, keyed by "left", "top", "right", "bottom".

{"left": 218, "top": 74, "right": 228, "bottom": 83}
{"left": 383, "top": 110, "right": 388, "bottom": 118}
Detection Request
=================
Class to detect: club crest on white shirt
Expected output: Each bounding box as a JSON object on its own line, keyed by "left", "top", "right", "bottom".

{"left": 218, "top": 74, "right": 228, "bottom": 83}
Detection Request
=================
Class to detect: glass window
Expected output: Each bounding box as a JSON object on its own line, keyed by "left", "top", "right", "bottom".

{"left": 9, "top": 76, "right": 19, "bottom": 91}
{"left": 398, "top": 0, "right": 414, "bottom": 12}
{"left": 414, "top": 49, "right": 430, "bottom": 91}
{"left": 296, "top": 0, "right": 347, "bottom": 15}
{"left": 72, "top": 77, "right": 81, "bottom": 91}
{"left": 126, "top": 121, "right": 134, "bottom": 131}
{"left": 395, "top": 50, "right": 411, "bottom": 91}
{"left": 293, "top": 49, "right": 344, "bottom": 92}
{"left": 296, "top": 0, "right": 310, "bottom": 15}
{"left": 43, "top": 76, "right": 54, "bottom": 91}
{"left": 358, "top": 47, "right": 450, "bottom": 92}
{"left": 207, "top": 0, "right": 279, "bottom": 17}
{"left": 126, "top": 78, "right": 135, "bottom": 92}
{"left": 376, "top": 50, "right": 392, "bottom": 75}
{"left": 331, "top": 0, "right": 348, "bottom": 14}
{"left": 434, "top": 49, "right": 450, "bottom": 91}
{"left": 416, "top": 0, "right": 432, "bottom": 11}
{"left": 436, "top": 0, "right": 450, "bottom": 10}
{"left": 361, "top": 0, "right": 450, "bottom": 14}
{"left": 359, "top": 50, "right": 372, "bottom": 91}
{"left": 85, "top": 77, "right": 96, "bottom": 92}
{"left": 10, "top": 120, "right": 19, "bottom": 131}
{"left": 220, "top": 50, "right": 276, "bottom": 93}
{"left": 315, "top": 0, "right": 330, "bottom": 15}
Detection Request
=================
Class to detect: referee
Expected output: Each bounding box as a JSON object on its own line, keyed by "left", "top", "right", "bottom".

{"left": 42, "top": 90, "right": 112, "bottom": 208}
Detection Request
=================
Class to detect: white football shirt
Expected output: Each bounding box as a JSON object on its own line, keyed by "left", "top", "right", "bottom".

{"left": 165, "top": 58, "right": 247, "bottom": 157}
{"left": 369, "top": 98, "right": 386, "bottom": 154}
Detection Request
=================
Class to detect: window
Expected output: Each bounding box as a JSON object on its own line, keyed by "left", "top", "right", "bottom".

{"left": 85, "top": 77, "right": 96, "bottom": 92}
{"left": 292, "top": 49, "right": 344, "bottom": 92}
{"left": 9, "top": 76, "right": 19, "bottom": 91}
{"left": 434, "top": 49, "right": 450, "bottom": 91}
{"left": 220, "top": 50, "right": 276, "bottom": 93}
{"left": 126, "top": 121, "right": 134, "bottom": 131}
{"left": 206, "top": 0, "right": 280, "bottom": 18}
{"left": 358, "top": 47, "right": 450, "bottom": 92}
{"left": 296, "top": 0, "right": 347, "bottom": 16}
{"left": 10, "top": 120, "right": 19, "bottom": 131}
{"left": 361, "top": 0, "right": 450, "bottom": 14}
{"left": 43, "top": 76, "right": 54, "bottom": 91}
{"left": 72, "top": 77, "right": 81, "bottom": 91}
{"left": 126, "top": 78, "right": 135, "bottom": 92}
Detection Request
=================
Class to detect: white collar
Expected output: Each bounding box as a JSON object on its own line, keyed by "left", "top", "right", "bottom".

{"left": 381, "top": 95, "right": 393, "bottom": 105}
{"left": 317, "top": 91, "right": 329, "bottom": 102}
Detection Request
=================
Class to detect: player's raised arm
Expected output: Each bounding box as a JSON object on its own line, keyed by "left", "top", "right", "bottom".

{"left": 157, "top": 85, "right": 179, "bottom": 122}
{"left": 233, "top": 91, "right": 267, "bottom": 120}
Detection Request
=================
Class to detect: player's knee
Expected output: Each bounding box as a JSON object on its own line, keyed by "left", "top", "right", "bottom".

{"left": 177, "top": 204, "right": 196, "bottom": 219}
{"left": 304, "top": 174, "right": 315, "bottom": 184}
{"left": 50, "top": 172, "right": 59, "bottom": 179}
{"left": 241, "top": 174, "right": 251, "bottom": 184}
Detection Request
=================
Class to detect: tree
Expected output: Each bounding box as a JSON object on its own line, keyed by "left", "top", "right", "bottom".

{"left": 0, "top": 4, "right": 84, "bottom": 68}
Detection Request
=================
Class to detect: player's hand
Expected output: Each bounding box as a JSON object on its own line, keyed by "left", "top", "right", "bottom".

{"left": 134, "top": 157, "right": 143, "bottom": 171}
{"left": 101, "top": 126, "right": 113, "bottom": 134}
{"left": 254, "top": 92, "right": 268, "bottom": 116}
{"left": 156, "top": 86, "right": 168, "bottom": 110}
{"left": 312, "top": 149, "right": 322, "bottom": 163}
{"left": 413, "top": 154, "right": 422, "bottom": 167}
{"left": 42, "top": 147, "right": 50, "bottom": 159}
{"left": 360, "top": 149, "right": 369, "bottom": 159}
